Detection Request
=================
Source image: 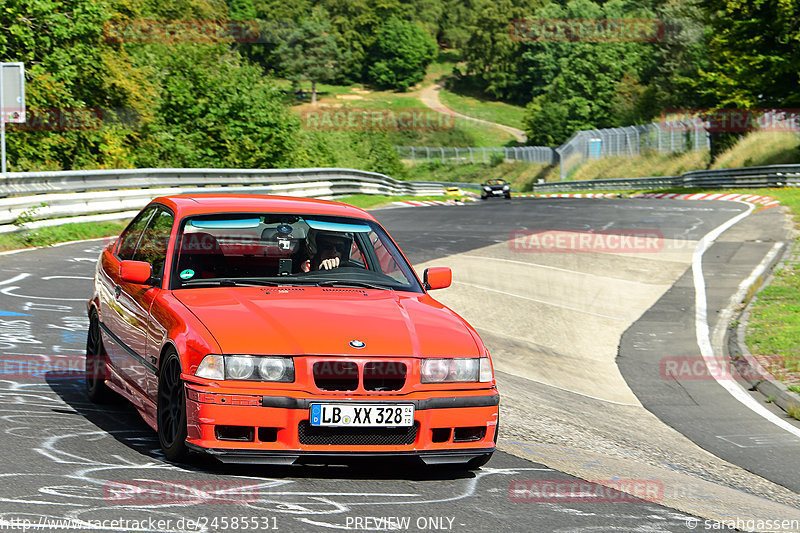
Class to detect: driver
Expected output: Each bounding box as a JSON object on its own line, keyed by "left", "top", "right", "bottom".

{"left": 300, "top": 230, "right": 352, "bottom": 271}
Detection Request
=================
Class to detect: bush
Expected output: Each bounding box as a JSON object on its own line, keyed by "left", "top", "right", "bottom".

{"left": 367, "top": 18, "right": 437, "bottom": 91}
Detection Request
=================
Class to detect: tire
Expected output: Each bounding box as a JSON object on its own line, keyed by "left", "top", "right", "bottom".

{"left": 86, "top": 312, "right": 114, "bottom": 403}
{"left": 157, "top": 350, "right": 189, "bottom": 462}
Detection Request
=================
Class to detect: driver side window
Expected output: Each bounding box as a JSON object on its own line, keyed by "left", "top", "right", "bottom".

{"left": 133, "top": 208, "right": 175, "bottom": 280}
{"left": 117, "top": 206, "right": 157, "bottom": 260}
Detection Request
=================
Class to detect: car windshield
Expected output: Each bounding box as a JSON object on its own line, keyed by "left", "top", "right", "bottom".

{"left": 171, "top": 213, "right": 423, "bottom": 292}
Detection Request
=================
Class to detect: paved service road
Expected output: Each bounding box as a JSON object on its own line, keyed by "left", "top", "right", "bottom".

{"left": 0, "top": 197, "right": 794, "bottom": 532}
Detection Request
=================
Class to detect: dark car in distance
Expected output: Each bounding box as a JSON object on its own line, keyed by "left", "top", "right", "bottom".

{"left": 481, "top": 179, "right": 511, "bottom": 200}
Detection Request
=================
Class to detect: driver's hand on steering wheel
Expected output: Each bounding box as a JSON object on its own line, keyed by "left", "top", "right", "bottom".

{"left": 319, "top": 257, "right": 340, "bottom": 270}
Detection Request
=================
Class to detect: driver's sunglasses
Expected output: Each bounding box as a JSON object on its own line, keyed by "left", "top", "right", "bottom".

{"left": 318, "top": 238, "right": 348, "bottom": 255}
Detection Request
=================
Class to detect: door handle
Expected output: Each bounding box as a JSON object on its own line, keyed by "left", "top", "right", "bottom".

{"left": 114, "top": 285, "right": 122, "bottom": 298}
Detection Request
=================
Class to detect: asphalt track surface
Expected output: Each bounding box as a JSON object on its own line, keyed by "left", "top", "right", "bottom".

{"left": 618, "top": 204, "right": 800, "bottom": 492}
{"left": 0, "top": 197, "right": 794, "bottom": 532}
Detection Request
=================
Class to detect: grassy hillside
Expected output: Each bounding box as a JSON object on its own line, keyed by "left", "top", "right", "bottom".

{"left": 279, "top": 54, "right": 520, "bottom": 148}
{"left": 404, "top": 161, "right": 551, "bottom": 192}
{"left": 437, "top": 89, "right": 527, "bottom": 131}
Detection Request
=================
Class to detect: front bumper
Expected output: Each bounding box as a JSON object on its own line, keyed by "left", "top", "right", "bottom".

{"left": 183, "top": 385, "right": 499, "bottom": 465}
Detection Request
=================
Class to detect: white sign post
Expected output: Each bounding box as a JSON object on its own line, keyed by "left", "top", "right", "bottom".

{"left": 1, "top": 62, "right": 26, "bottom": 176}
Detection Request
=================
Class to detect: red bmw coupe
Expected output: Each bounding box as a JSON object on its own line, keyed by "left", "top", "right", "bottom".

{"left": 87, "top": 194, "right": 499, "bottom": 467}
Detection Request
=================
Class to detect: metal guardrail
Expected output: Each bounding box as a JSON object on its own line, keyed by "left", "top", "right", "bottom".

{"left": 531, "top": 175, "right": 682, "bottom": 193}
{"left": 531, "top": 164, "right": 800, "bottom": 193}
{"left": 0, "top": 168, "right": 444, "bottom": 232}
{"left": 3, "top": 164, "right": 800, "bottom": 233}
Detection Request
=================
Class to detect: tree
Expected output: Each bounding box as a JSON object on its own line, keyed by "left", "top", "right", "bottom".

{"left": 0, "top": 0, "right": 148, "bottom": 170}
{"left": 275, "top": 7, "right": 343, "bottom": 104}
{"left": 697, "top": 0, "right": 800, "bottom": 108}
{"left": 367, "top": 17, "right": 436, "bottom": 91}
{"left": 227, "top": 0, "right": 257, "bottom": 19}
{"left": 134, "top": 43, "right": 298, "bottom": 168}
{"left": 519, "top": 0, "right": 659, "bottom": 145}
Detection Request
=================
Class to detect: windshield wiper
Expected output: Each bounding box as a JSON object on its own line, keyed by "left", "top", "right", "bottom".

{"left": 181, "top": 278, "right": 282, "bottom": 287}
{"left": 317, "top": 279, "right": 394, "bottom": 290}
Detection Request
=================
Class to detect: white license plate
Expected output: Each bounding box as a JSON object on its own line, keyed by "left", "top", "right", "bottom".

{"left": 492, "top": 190, "right": 504, "bottom": 195}
{"left": 309, "top": 404, "right": 414, "bottom": 427}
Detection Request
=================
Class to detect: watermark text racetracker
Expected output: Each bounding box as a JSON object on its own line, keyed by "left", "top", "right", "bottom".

{"left": 8, "top": 108, "right": 138, "bottom": 131}
{"left": 661, "top": 356, "right": 800, "bottom": 382}
{"left": 0, "top": 516, "right": 279, "bottom": 531}
{"left": 661, "top": 108, "right": 800, "bottom": 132}
{"left": 300, "top": 108, "right": 455, "bottom": 132}
{"left": 509, "top": 229, "right": 689, "bottom": 253}
{"left": 509, "top": 479, "right": 664, "bottom": 503}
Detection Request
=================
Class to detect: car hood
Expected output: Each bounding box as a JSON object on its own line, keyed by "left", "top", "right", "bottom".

{"left": 173, "top": 287, "right": 481, "bottom": 357}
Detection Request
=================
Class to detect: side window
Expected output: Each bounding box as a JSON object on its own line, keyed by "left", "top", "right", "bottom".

{"left": 117, "top": 206, "right": 157, "bottom": 260}
{"left": 369, "top": 231, "right": 404, "bottom": 281}
{"left": 133, "top": 208, "right": 175, "bottom": 279}
{"left": 349, "top": 240, "right": 366, "bottom": 267}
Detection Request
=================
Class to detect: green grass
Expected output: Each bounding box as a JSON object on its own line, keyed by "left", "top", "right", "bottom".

{"left": 281, "top": 57, "right": 520, "bottom": 147}
{"left": 557, "top": 150, "right": 712, "bottom": 182}
{"left": 710, "top": 131, "right": 800, "bottom": 169}
{"left": 0, "top": 221, "right": 129, "bottom": 252}
{"left": 746, "top": 255, "right": 800, "bottom": 385}
{"left": 437, "top": 89, "right": 526, "bottom": 130}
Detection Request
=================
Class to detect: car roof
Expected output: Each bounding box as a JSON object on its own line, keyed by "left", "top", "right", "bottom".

{"left": 149, "top": 194, "right": 377, "bottom": 221}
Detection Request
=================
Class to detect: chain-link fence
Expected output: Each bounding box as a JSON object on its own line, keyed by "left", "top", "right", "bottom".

{"left": 396, "top": 121, "right": 710, "bottom": 179}
{"left": 396, "top": 146, "right": 556, "bottom": 165}
{"left": 555, "top": 123, "right": 710, "bottom": 179}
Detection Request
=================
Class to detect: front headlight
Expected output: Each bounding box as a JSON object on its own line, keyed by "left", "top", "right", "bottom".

{"left": 258, "top": 357, "right": 294, "bottom": 382}
{"left": 421, "top": 358, "right": 481, "bottom": 383}
{"left": 502, "top": 185, "right": 510, "bottom": 191}
{"left": 483, "top": 186, "right": 491, "bottom": 191}
{"left": 195, "top": 354, "right": 294, "bottom": 382}
{"left": 226, "top": 355, "right": 255, "bottom": 380}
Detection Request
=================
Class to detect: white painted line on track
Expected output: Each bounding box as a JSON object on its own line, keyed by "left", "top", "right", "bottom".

{"left": 693, "top": 202, "right": 800, "bottom": 439}
{"left": 0, "top": 273, "right": 30, "bottom": 286}
{"left": 41, "top": 276, "right": 94, "bottom": 281}
{"left": 459, "top": 254, "right": 663, "bottom": 286}
{"left": 454, "top": 281, "right": 627, "bottom": 321}
{"left": 0, "top": 286, "right": 85, "bottom": 301}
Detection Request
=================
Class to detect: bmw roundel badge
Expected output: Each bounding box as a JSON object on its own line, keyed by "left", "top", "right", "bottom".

{"left": 349, "top": 340, "right": 366, "bottom": 349}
